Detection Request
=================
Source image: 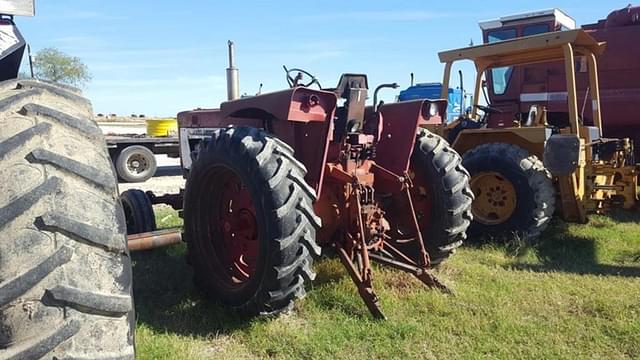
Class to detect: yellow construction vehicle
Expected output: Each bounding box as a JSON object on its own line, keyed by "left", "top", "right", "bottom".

{"left": 428, "top": 29, "right": 638, "bottom": 240}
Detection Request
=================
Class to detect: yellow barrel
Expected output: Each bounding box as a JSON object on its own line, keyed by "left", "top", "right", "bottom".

{"left": 146, "top": 118, "right": 177, "bottom": 137}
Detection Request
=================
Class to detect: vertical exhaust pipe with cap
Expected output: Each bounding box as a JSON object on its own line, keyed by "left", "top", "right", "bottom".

{"left": 226, "top": 40, "right": 239, "bottom": 100}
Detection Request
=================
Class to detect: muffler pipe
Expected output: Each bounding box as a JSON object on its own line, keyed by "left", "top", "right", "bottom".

{"left": 226, "top": 40, "right": 239, "bottom": 100}
{"left": 373, "top": 82, "right": 400, "bottom": 112}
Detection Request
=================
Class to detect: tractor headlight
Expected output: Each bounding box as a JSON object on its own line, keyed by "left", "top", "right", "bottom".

{"left": 429, "top": 102, "right": 438, "bottom": 117}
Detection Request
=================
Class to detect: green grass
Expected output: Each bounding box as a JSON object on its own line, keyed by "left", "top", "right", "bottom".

{"left": 133, "top": 208, "right": 640, "bottom": 359}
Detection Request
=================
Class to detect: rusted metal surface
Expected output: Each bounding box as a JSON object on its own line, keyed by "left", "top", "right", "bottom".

{"left": 176, "top": 88, "right": 336, "bottom": 194}
{"left": 221, "top": 87, "right": 336, "bottom": 123}
{"left": 269, "top": 118, "right": 332, "bottom": 194}
{"left": 179, "top": 68, "right": 451, "bottom": 318}
{"left": 376, "top": 99, "right": 444, "bottom": 181}
{"left": 313, "top": 115, "right": 448, "bottom": 318}
{"left": 216, "top": 169, "right": 259, "bottom": 283}
{"left": 128, "top": 229, "right": 182, "bottom": 251}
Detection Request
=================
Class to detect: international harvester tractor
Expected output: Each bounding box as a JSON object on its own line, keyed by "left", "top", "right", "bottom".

{"left": 174, "top": 42, "right": 474, "bottom": 318}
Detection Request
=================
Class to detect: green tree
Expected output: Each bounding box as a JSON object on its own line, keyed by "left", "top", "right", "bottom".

{"left": 34, "top": 47, "right": 91, "bottom": 87}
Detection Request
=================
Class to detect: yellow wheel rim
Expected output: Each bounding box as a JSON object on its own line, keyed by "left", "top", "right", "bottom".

{"left": 470, "top": 171, "right": 517, "bottom": 225}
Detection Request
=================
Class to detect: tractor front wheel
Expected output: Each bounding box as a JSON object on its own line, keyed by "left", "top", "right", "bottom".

{"left": 462, "top": 143, "right": 555, "bottom": 241}
{"left": 409, "top": 129, "right": 474, "bottom": 265}
{"left": 183, "top": 126, "right": 321, "bottom": 315}
{"left": 120, "top": 189, "right": 156, "bottom": 234}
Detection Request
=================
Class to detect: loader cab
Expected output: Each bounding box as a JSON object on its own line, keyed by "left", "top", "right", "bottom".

{"left": 479, "top": 9, "right": 576, "bottom": 126}
{"left": 439, "top": 29, "right": 606, "bottom": 147}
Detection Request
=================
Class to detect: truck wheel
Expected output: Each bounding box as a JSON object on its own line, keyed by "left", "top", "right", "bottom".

{"left": 115, "top": 145, "right": 157, "bottom": 183}
{"left": 0, "top": 79, "right": 135, "bottom": 359}
{"left": 120, "top": 189, "right": 156, "bottom": 234}
{"left": 462, "top": 143, "right": 555, "bottom": 241}
{"left": 409, "top": 129, "right": 474, "bottom": 265}
{"left": 184, "top": 126, "right": 321, "bottom": 315}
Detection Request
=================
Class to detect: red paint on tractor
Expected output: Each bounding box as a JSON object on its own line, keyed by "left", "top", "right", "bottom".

{"left": 177, "top": 87, "right": 336, "bottom": 194}
{"left": 179, "top": 65, "right": 464, "bottom": 318}
{"left": 217, "top": 173, "right": 259, "bottom": 283}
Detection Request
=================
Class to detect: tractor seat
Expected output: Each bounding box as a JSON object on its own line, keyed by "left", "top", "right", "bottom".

{"left": 326, "top": 74, "right": 369, "bottom": 100}
{"left": 330, "top": 74, "right": 370, "bottom": 138}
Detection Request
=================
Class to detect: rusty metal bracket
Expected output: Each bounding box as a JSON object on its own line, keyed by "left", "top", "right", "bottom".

{"left": 336, "top": 244, "right": 386, "bottom": 319}
{"left": 368, "top": 252, "right": 451, "bottom": 294}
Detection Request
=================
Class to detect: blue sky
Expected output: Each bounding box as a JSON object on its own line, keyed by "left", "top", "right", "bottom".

{"left": 15, "top": 0, "right": 629, "bottom": 117}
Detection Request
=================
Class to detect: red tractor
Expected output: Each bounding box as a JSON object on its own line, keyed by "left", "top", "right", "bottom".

{"left": 175, "top": 42, "right": 474, "bottom": 318}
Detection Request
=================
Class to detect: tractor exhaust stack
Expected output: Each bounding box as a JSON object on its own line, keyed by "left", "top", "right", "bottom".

{"left": 226, "top": 40, "right": 239, "bottom": 100}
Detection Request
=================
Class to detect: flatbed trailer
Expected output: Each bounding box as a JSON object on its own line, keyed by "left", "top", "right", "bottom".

{"left": 105, "top": 134, "right": 180, "bottom": 182}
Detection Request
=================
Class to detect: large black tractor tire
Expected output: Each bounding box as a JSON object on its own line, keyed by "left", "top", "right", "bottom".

{"left": 462, "top": 143, "right": 556, "bottom": 241}
{"left": 410, "top": 129, "right": 474, "bottom": 265}
{"left": 0, "top": 79, "right": 135, "bottom": 359}
{"left": 120, "top": 189, "right": 157, "bottom": 234}
{"left": 184, "top": 126, "right": 321, "bottom": 316}
{"left": 115, "top": 145, "right": 157, "bottom": 183}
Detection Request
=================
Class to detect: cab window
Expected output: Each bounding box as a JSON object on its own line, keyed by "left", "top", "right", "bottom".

{"left": 523, "top": 24, "right": 550, "bottom": 36}
{"left": 487, "top": 29, "right": 516, "bottom": 95}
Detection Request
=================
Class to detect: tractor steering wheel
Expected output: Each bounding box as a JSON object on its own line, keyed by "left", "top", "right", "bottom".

{"left": 473, "top": 104, "right": 502, "bottom": 125}
{"left": 474, "top": 104, "right": 503, "bottom": 115}
{"left": 283, "top": 66, "right": 320, "bottom": 88}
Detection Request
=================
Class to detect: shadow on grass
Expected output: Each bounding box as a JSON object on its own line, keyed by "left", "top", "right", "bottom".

{"left": 131, "top": 245, "right": 254, "bottom": 337}
{"left": 509, "top": 230, "right": 640, "bottom": 277}
{"left": 468, "top": 219, "right": 640, "bottom": 277}
{"left": 597, "top": 208, "right": 640, "bottom": 224}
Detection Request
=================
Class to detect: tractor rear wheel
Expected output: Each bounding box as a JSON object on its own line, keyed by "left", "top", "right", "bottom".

{"left": 462, "top": 143, "right": 555, "bottom": 241}
{"left": 409, "top": 129, "right": 474, "bottom": 265}
{"left": 184, "top": 126, "right": 321, "bottom": 315}
{"left": 0, "top": 79, "right": 135, "bottom": 359}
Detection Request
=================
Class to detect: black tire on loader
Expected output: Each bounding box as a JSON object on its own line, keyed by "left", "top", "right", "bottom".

{"left": 0, "top": 79, "right": 135, "bottom": 359}
{"left": 120, "top": 189, "right": 157, "bottom": 234}
{"left": 409, "top": 129, "right": 474, "bottom": 266}
{"left": 184, "top": 126, "right": 321, "bottom": 316}
{"left": 462, "top": 142, "right": 556, "bottom": 241}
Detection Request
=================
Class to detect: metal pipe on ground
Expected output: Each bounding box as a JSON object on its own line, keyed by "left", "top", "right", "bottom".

{"left": 127, "top": 229, "right": 182, "bottom": 251}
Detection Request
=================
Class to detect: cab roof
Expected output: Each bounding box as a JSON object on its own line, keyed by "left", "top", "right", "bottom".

{"left": 438, "top": 29, "right": 605, "bottom": 69}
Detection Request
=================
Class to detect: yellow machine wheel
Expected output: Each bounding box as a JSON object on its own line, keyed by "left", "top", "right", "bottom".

{"left": 462, "top": 143, "right": 555, "bottom": 241}
{"left": 470, "top": 171, "right": 517, "bottom": 225}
